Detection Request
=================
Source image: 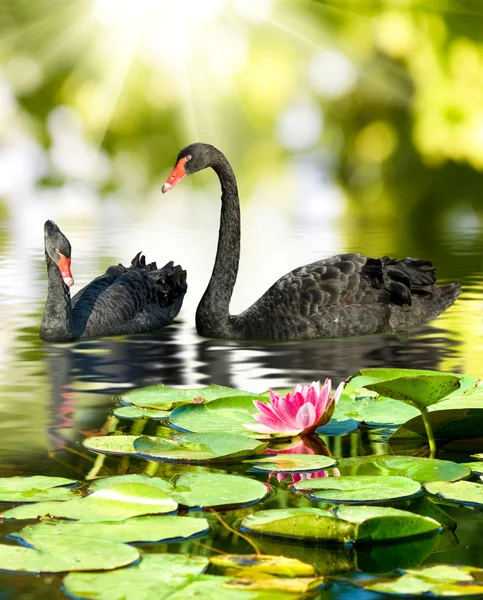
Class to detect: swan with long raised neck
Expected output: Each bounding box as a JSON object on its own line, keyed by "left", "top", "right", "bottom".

{"left": 163, "top": 143, "right": 460, "bottom": 341}
{"left": 40, "top": 220, "right": 187, "bottom": 342}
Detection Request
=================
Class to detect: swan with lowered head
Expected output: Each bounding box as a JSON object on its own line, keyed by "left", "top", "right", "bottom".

{"left": 162, "top": 143, "right": 460, "bottom": 341}
{"left": 40, "top": 220, "right": 187, "bottom": 342}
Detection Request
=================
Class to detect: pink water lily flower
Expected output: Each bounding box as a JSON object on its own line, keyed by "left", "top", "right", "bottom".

{"left": 244, "top": 379, "right": 344, "bottom": 436}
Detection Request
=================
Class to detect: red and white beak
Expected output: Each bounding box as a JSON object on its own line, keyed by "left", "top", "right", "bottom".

{"left": 162, "top": 157, "right": 189, "bottom": 193}
{"left": 58, "top": 253, "right": 74, "bottom": 286}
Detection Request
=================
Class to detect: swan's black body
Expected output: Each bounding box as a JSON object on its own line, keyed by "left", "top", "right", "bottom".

{"left": 40, "top": 221, "right": 187, "bottom": 343}
{"left": 163, "top": 143, "right": 460, "bottom": 341}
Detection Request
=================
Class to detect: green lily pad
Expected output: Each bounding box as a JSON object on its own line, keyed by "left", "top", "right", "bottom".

{"left": 173, "top": 472, "right": 269, "bottom": 509}
{"left": 241, "top": 508, "right": 356, "bottom": 543}
{"left": 364, "top": 375, "right": 461, "bottom": 410}
{"left": 0, "top": 476, "right": 78, "bottom": 503}
{"left": 461, "top": 462, "right": 483, "bottom": 475}
{"left": 333, "top": 505, "right": 441, "bottom": 542}
{"left": 82, "top": 435, "right": 142, "bottom": 455}
{"left": 335, "top": 455, "right": 470, "bottom": 483}
{"left": 88, "top": 474, "right": 173, "bottom": 493}
{"left": 13, "top": 515, "right": 209, "bottom": 545}
{"left": 244, "top": 454, "right": 336, "bottom": 473}
{"left": 350, "top": 368, "right": 477, "bottom": 394}
{"left": 391, "top": 409, "right": 483, "bottom": 442}
{"left": 133, "top": 432, "right": 266, "bottom": 463}
{"left": 362, "top": 564, "right": 483, "bottom": 596}
{"left": 63, "top": 554, "right": 209, "bottom": 600}
{"left": 113, "top": 406, "right": 170, "bottom": 420}
{"left": 293, "top": 475, "right": 421, "bottom": 504}
{"left": 333, "top": 394, "right": 419, "bottom": 427}
{"left": 1, "top": 483, "right": 178, "bottom": 521}
{"left": 424, "top": 480, "right": 483, "bottom": 507}
{"left": 0, "top": 535, "right": 139, "bottom": 573}
{"left": 169, "top": 396, "right": 269, "bottom": 438}
{"left": 210, "top": 554, "right": 315, "bottom": 577}
{"left": 119, "top": 384, "right": 255, "bottom": 409}
{"left": 316, "top": 418, "right": 359, "bottom": 436}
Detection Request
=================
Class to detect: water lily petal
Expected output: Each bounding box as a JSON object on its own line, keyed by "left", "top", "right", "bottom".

{"left": 315, "top": 379, "right": 331, "bottom": 415}
{"left": 296, "top": 402, "right": 317, "bottom": 431}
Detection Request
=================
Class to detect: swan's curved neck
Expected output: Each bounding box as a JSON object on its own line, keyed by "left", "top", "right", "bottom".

{"left": 196, "top": 152, "right": 240, "bottom": 337}
{"left": 40, "top": 255, "right": 74, "bottom": 342}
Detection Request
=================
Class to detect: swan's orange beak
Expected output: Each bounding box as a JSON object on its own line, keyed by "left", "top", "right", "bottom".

{"left": 162, "top": 157, "right": 188, "bottom": 193}
{"left": 58, "top": 253, "right": 74, "bottom": 287}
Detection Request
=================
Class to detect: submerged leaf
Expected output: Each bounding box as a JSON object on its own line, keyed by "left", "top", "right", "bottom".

{"left": 210, "top": 554, "right": 315, "bottom": 577}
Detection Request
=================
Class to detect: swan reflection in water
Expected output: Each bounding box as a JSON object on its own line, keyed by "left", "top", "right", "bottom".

{"left": 45, "top": 323, "right": 458, "bottom": 452}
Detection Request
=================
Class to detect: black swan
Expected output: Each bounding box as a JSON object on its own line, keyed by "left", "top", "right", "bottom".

{"left": 162, "top": 143, "right": 460, "bottom": 341}
{"left": 40, "top": 220, "right": 187, "bottom": 343}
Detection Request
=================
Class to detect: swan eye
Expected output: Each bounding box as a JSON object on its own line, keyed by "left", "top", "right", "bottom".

{"left": 186, "top": 155, "right": 192, "bottom": 161}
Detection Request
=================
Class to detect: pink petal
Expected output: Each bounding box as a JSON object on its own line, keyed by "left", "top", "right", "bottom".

{"left": 332, "top": 381, "right": 345, "bottom": 405}
{"left": 243, "top": 422, "right": 280, "bottom": 434}
{"left": 295, "top": 402, "right": 317, "bottom": 431}
{"left": 271, "top": 395, "right": 300, "bottom": 429}
{"left": 332, "top": 468, "right": 341, "bottom": 477}
{"left": 315, "top": 379, "right": 331, "bottom": 415}
{"left": 253, "top": 401, "right": 288, "bottom": 428}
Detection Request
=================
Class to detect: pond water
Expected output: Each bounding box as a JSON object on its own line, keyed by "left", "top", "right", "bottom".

{"left": 0, "top": 188, "right": 482, "bottom": 599}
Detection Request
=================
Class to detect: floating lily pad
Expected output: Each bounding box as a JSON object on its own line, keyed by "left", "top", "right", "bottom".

{"left": 82, "top": 435, "right": 142, "bottom": 455}
{"left": 133, "top": 432, "right": 266, "bottom": 463}
{"left": 424, "top": 480, "right": 483, "bottom": 508}
{"left": 461, "top": 462, "right": 483, "bottom": 475}
{"left": 244, "top": 454, "right": 336, "bottom": 473}
{"left": 333, "top": 505, "right": 441, "bottom": 542}
{"left": 391, "top": 408, "right": 483, "bottom": 442}
{"left": 335, "top": 455, "right": 470, "bottom": 483}
{"left": 293, "top": 475, "right": 421, "bottom": 504}
{"left": 241, "top": 508, "right": 356, "bottom": 543}
{"left": 0, "top": 475, "right": 77, "bottom": 503}
{"left": 316, "top": 418, "right": 359, "bottom": 436}
{"left": 362, "top": 564, "right": 483, "bottom": 596}
{"left": 119, "top": 384, "right": 255, "bottom": 409}
{"left": 173, "top": 472, "right": 269, "bottom": 509}
{"left": 169, "top": 396, "right": 269, "bottom": 438}
{"left": 2, "top": 483, "right": 178, "bottom": 521}
{"left": 210, "top": 554, "right": 315, "bottom": 577}
{"left": 63, "top": 554, "right": 209, "bottom": 600}
{"left": 113, "top": 406, "right": 170, "bottom": 420}
{"left": 0, "top": 534, "right": 139, "bottom": 573}
{"left": 13, "top": 515, "right": 209, "bottom": 545}
{"left": 88, "top": 475, "right": 173, "bottom": 493}
{"left": 350, "top": 368, "right": 477, "bottom": 394}
{"left": 333, "top": 394, "right": 419, "bottom": 427}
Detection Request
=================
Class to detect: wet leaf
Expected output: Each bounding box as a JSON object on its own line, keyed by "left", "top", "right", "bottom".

{"left": 0, "top": 535, "right": 139, "bottom": 573}
{"left": 461, "top": 461, "right": 483, "bottom": 475}
{"left": 82, "top": 435, "right": 142, "bottom": 455}
{"left": 88, "top": 474, "right": 173, "bottom": 492}
{"left": 350, "top": 368, "right": 477, "bottom": 394}
{"left": 391, "top": 408, "right": 483, "bottom": 442}
{"left": 167, "top": 575, "right": 303, "bottom": 599}
{"left": 293, "top": 475, "right": 421, "bottom": 503}
{"left": 335, "top": 455, "right": 470, "bottom": 483}
{"left": 119, "top": 384, "right": 255, "bottom": 409}
{"left": 169, "top": 396, "right": 269, "bottom": 438}
{"left": 113, "top": 406, "right": 170, "bottom": 420}
{"left": 133, "top": 432, "right": 266, "bottom": 463}
{"left": 210, "top": 554, "right": 315, "bottom": 577}
{"left": 1, "top": 483, "right": 177, "bottom": 521}
{"left": 333, "top": 394, "right": 419, "bottom": 427}
{"left": 424, "top": 480, "right": 483, "bottom": 507}
{"left": 362, "top": 564, "right": 483, "bottom": 596}
{"left": 173, "top": 472, "right": 269, "bottom": 509}
{"left": 316, "top": 418, "right": 359, "bottom": 436}
{"left": 0, "top": 476, "right": 77, "bottom": 503}
{"left": 245, "top": 454, "right": 335, "bottom": 473}
{"left": 63, "top": 554, "right": 209, "bottom": 599}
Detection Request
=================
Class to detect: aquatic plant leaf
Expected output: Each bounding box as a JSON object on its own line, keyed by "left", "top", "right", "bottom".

{"left": 333, "top": 394, "right": 419, "bottom": 427}
{"left": 293, "top": 475, "right": 421, "bottom": 503}
{"left": 362, "top": 564, "right": 483, "bottom": 596}
{"left": 82, "top": 435, "right": 142, "bottom": 455}
{"left": 424, "top": 480, "right": 483, "bottom": 507}
{"left": 241, "top": 508, "right": 357, "bottom": 543}
{"left": 88, "top": 474, "right": 173, "bottom": 492}
{"left": 333, "top": 505, "right": 441, "bottom": 542}
{"left": 1, "top": 483, "right": 177, "bottom": 521}
{"left": 223, "top": 577, "right": 323, "bottom": 593}
{"left": 113, "top": 405, "right": 170, "bottom": 420}
{"left": 244, "top": 454, "right": 336, "bottom": 473}
{"left": 461, "top": 461, "right": 483, "bottom": 475}
{"left": 13, "top": 515, "right": 209, "bottom": 545}
{"left": 364, "top": 375, "right": 461, "bottom": 409}
{"left": 391, "top": 408, "right": 483, "bottom": 442}
{"left": 63, "top": 554, "right": 209, "bottom": 600}
{"left": 168, "top": 575, "right": 304, "bottom": 599}
{"left": 119, "top": 384, "right": 255, "bottom": 409}
{"left": 173, "top": 472, "right": 269, "bottom": 508}
{"left": 351, "top": 368, "right": 478, "bottom": 394}
{"left": 0, "top": 475, "right": 77, "bottom": 503}
{"left": 335, "top": 455, "right": 470, "bottom": 483}
{"left": 133, "top": 432, "right": 266, "bottom": 463}
{"left": 210, "top": 554, "right": 315, "bottom": 577}
{"left": 316, "top": 418, "right": 359, "bottom": 435}
{"left": 0, "top": 535, "right": 138, "bottom": 573}
{"left": 169, "top": 396, "right": 270, "bottom": 438}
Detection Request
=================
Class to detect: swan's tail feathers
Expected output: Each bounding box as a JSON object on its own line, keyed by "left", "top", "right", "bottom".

{"left": 149, "top": 262, "right": 187, "bottom": 307}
